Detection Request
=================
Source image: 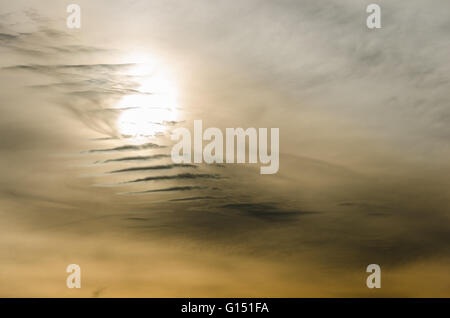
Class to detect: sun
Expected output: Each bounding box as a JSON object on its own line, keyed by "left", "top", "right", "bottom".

{"left": 117, "top": 106, "right": 177, "bottom": 137}
{"left": 116, "top": 57, "right": 179, "bottom": 138}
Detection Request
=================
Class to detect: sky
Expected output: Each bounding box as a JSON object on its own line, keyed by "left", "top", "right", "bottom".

{"left": 0, "top": 0, "right": 449, "bottom": 297}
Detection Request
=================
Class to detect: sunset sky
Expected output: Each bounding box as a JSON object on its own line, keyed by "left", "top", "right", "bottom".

{"left": 0, "top": 0, "right": 449, "bottom": 297}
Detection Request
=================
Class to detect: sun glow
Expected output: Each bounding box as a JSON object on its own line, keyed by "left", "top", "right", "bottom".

{"left": 116, "top": 57, "right": 179, "bottom": 138}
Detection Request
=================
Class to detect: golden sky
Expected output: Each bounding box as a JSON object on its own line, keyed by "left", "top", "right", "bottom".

{"left": 0, "top": 0, "right": 449, "bottom": 297}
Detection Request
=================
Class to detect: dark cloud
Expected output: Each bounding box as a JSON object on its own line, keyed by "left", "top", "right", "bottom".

{"left": 110, "top": 164, "right": 197, "bottom": 173}
{"left": 99, "top": 154, "right": 170, "bottom": 163}
{"left": 125, "top": 173, "right": 221, "bottom": 183}
{"left": 86, "top": 142, "right": 166, "bottom": 153}
{"left": 0, "top": 32, "right": 19, "bottom": 42}
{"left": 124, "top": 186, "right": 208, "bottom": 194}
{"left": 49, "top": 45, "right": 112, "bottom": 54}
{"left": 169, "top": 196, "right": 220, "bottom": 202}
{"left": 221, "top": 203, "right": 317, "bottom": 221}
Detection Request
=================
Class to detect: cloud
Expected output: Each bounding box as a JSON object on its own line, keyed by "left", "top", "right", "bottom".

{"left": 123, "top": 186, "right": 208, "bottom": 194}
{"left": 125, "top": 173, "right": 221, "bottom": 183}
{"left": 1, "top": 2, "right": 450, "bottom": 297}
{"left": 0, "top": 32, "right": 19, "bottom": 42}
{"left": 169, "top": 196, "right": 220, "bottom": 202}
{"left": 86, "top": 142, "right": 166, "bottom": 153}
{"left": 4, "top": 63, "right": 135, "bottom": 73}
{"left": 221, "top": 203, "right": 317, "bottom": 221}
{"left": 99, "top": 154, "right": 170, "bottom": 163}
{"left": 109, "top": 164, "right": 197, "bottom": 173}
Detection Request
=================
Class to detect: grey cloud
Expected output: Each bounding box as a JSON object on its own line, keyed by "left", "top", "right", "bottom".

{"left": 4, "top": 63, "right": 135, "bottom": 73}
{"left": 86, "top": 142, "right": 166, "bottom": 153}
{"left": 169, "top": 196, "right": 220, "bottom": 202}
{"left": 221, "top": 203, "right": 317, "bottom": 221}
{"left": 99, "top": 154, "right": 170, "bottom": 163}
{"left": 125, "top": 173, "right": 221, "bottom": 183}
{"left": 110, "top": 164, "right": 197, "bottom": 173}
{"left": 0, "top": 32, "right": 19, "bottom": 42}
{"left": 123, "top": 186, "right": 208, "bottom": 194}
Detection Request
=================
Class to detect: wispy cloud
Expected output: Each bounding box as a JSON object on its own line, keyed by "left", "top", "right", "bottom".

{"left": 99, "top": 154, "right": 170, "bottom": 163}
{"left": 86, "top": 143, "right": 166, "bottom": 153}
{"left": 122, "top": 186, "right": 208, "bottom": 194}
{"left": 109, "top": 164, "right": 197, "bottom": 173}
{"left": 124, "top": 173, "right": 221, "bottom": 183}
